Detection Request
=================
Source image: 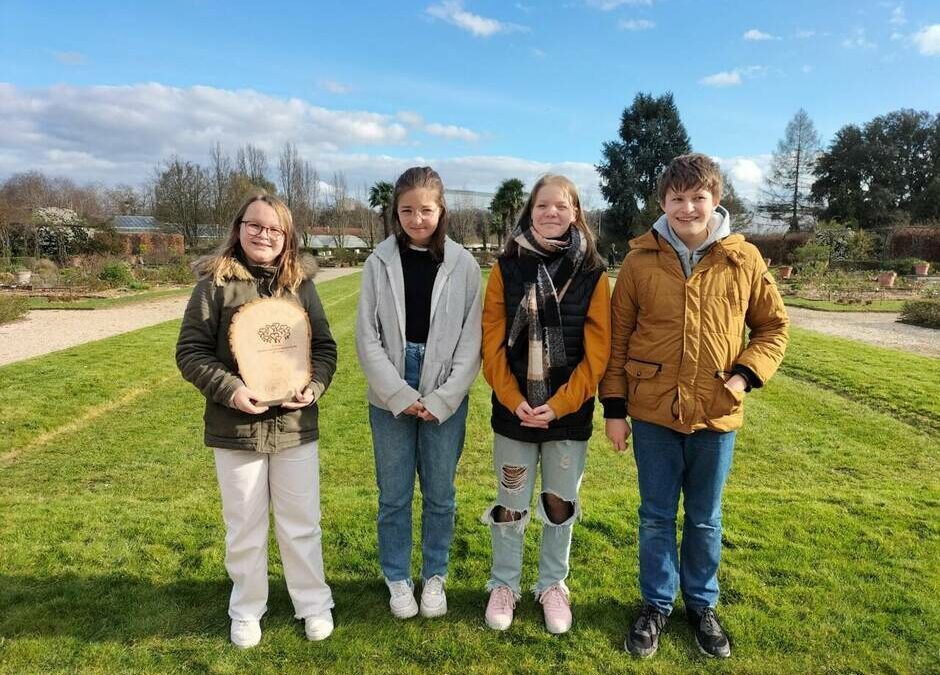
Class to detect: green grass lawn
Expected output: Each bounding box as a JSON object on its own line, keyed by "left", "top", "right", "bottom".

{"left": 1, "top": 272, "right": 938, "bottom": 674}
{"left": 783, "top": 297, "right": 906, "bottom": 313}
{"left": 27, "top": 286, "right": 193, "bottom": 311}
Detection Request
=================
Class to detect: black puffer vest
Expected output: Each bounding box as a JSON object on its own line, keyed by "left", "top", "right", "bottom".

{"left": 491, "top": 255, "right": 603, "bottom": 442}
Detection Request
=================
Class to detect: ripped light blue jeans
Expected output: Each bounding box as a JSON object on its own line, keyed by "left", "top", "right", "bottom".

{"left": 483, "top": 433, "right": 587, "bottom": 597}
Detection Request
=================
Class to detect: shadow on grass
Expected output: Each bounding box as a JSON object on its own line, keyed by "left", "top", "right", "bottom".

{"left": 0, "top": 573, "right": 695, "bottom": 650}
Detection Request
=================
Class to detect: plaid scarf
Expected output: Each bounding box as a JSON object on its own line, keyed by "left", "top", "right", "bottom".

{"left": 506, "top": 218, "right": 587, "bottom": 406}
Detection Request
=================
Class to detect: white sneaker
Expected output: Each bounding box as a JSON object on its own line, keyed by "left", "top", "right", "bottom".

{"left": 387, "top": 579, "right": 419, "bottom": 619}
{"left": 420, "top": 575, "right": 447, "bottom": 618}
{"left": 304, "top": 610, "right": 334, "bottom": 641}
{"left": 230, "top": 618, "right": 261, "bottom": 649}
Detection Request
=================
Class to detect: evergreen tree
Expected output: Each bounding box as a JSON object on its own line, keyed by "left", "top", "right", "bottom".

{"left": 597, "top": 92, "right": 691, "bottom": 237}
{"left": 489, "top": 178, "right": 526, "bottom": 248}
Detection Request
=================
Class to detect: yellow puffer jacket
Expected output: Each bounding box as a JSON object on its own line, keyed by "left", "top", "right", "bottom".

{"left": 599, "top": 230, "right": 789, "bottom": 434}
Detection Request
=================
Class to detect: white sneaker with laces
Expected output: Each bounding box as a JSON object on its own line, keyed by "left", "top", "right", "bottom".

{"left": 230, "top": 618, "right": 261, "bottom": 648}
{"left": 387, "top": 579, "right": 419, "bottom": 619}
{"left": 304, "top": 610, "right": 334, "bottom": 641}
{"left": 420, "top": 575, "right": 447, "bottom": 618}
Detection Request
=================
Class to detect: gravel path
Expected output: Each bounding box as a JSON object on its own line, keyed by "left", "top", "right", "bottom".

{"left": 786, "top": 307, "right": 939, "bottom": 358}
{"left": 0, "top": 268, "right": 361, "bottom": 367}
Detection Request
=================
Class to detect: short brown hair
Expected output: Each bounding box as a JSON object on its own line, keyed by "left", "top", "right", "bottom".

{"left": 657, "top": 153, "right": 723, "bottom": 204}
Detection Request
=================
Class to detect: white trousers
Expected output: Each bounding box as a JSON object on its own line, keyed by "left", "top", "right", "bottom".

{"left": 213, "top": 441, "right": 333, "bottom": 620}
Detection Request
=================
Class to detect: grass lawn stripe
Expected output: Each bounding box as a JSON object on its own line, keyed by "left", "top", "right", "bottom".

{"left": 0, "top": 274, "right": 938, "bottom": 673}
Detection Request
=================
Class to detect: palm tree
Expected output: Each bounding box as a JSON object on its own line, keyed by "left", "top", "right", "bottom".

{"left": 489, "top": 178, "right": 526, "bottom": 248}
{"left": 368, "top": 181, "right": 394, "bottom": 239}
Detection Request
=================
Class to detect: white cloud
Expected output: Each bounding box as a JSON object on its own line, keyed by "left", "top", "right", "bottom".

{"left": 424, "top": 123, "right": 481, "bottom": 142}
{"left": 714, "top": 154, "right": 772, "bottom": 203}
{"left": 425, "top": 1, "right": 527, "bottom": 37}
{"left": 53, "top": 51, "right": 87, "bottom": 65}
{"left": 700, "top": 71, "right": 741, "bottom": 87}
{"left": 743, "top": 28, "right": 776, "bottom": 41}
{"left": 912, "top": 24, "right": 940, "bottom": 55}
{"left": 619, "top": 19, "right": 655, "bottom": 31}
{"left": 795, "top": 29, "right": 816, "bottom": 39}
{"left": 318, "top": 79, "right": 352, "bottom": 94}
{"left": 0, "top": 83, "right": 489, "bottom": 185}
{"left": 699, "top": 66, "right": 766, "bottom": 88}
{"left": 396, "top": 111, "right": 425, "bottom": 127}
{"left": 842, "top": 28, "right": 876, "bottom": 49}
{"left": 890, "top": 5, "right": 906, "bottom": 26}
{"left": 585, "top": 0, "right": 652, "bottom": 10}
{"left": 530, "top": 47, "right": 547, "bottom": 58}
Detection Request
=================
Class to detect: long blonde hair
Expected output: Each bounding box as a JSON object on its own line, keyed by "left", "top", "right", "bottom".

{"left": 206, "top": 193, "right": 306, "bottom": 293}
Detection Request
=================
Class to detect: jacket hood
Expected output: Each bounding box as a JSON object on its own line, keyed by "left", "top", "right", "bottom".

{"left": 372, "top": 234, "right": 464, "bottom": 272}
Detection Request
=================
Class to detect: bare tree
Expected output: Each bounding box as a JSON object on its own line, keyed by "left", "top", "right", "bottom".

{"left": 236, "top": 144, "right": 270, "bottom": 187}
{"left": 278, "top": 141, "right": 300, "bottom": 209}
{"left": 208, "top": 141, "right": 237, "bottom": 238}
{"left": 326, "top": 171, "right": 350, "bottom": 249}
{"left": 294, "top": 160, "right": 320, "bottom": 247}
{"left": 760, "top": 108, "right": 821, "bottom": 232}
{"left": 357, "top": 182, "right": 382, "bottom": 248}
{"left": 153, "top": 156, "right": 210, "bottom": 247}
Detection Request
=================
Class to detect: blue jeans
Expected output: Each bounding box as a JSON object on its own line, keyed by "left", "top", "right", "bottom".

{"left": 484, "top": 434, "right": 587, "bottom": 597}
{"left": 632, "top": 419, "right": 735, "bottom": 614}
{"left": 369, "top": 341, "right": 469, "bottom": 583}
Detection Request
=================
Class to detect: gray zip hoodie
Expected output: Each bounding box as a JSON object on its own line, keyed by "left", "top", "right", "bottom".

{"left": 355, "top": 235, "right": 482, "bottom": 423}
{"left": 652, "top": 204, "right": 732, "bottom": 278}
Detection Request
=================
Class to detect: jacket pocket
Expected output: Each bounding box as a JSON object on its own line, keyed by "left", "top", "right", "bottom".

{"left": 625, "top": 358, "right": 663, "bottom": 407}
{"left": 705, "top": 375, "right": 745, "bottom": 419}
{"left": 205, "top": 401, "right": 256, "bottom": 440}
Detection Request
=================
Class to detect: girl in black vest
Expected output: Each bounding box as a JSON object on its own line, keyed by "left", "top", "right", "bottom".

{"left": 480, "top": 174, "right": 611, "bottom": 634}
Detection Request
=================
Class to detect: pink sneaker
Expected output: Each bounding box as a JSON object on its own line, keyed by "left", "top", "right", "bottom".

{"left": 539, "top": 584, "right": 572, "bottom": 634}
{"left": 485, "top": 585, "right": 516, "bottom": 631}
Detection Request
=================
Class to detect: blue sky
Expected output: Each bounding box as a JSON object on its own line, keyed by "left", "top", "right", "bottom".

{"left": 1, "top": 0, "right": 938, "bottom": 204}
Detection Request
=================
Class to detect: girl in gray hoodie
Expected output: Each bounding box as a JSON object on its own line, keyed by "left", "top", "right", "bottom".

{"left": 355, "top": 167, "right": 482, "bottom": 620}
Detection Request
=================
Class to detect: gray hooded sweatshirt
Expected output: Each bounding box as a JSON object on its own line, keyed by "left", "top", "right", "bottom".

{"left": 355, "top": 235, "right": 482, "bottom": 423}
{"left": 652, "top": 204, "right": 732, "bottom": 278}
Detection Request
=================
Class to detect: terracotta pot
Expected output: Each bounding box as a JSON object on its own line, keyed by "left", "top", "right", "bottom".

{"left": 877, "top": 271, "right": 897, "bottom": 288}
{"left": 777, "top": 265, "right": 793, "bottom": 280}
{"left": 914, "top": 262, "right": 930, "bottom": 276}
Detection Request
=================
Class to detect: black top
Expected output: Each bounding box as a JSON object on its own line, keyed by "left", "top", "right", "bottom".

{"left": 401, "top": 245, "right": 438, "bottom": 343}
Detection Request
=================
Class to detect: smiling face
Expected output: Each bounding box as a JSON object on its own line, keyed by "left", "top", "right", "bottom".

{"left": 396, "top": 187, "right": 441, "bottom": 247}
{"left": 239, "top": 200, "right": 285, "bottom": 266}
{"left": 531, "top": 183, "right": 577, "bottom": 239}
{"left": 660, "top": 186, "right": 718, "bottom": 249}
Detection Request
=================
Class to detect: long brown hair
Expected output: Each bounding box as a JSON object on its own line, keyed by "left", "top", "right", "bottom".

{"left": 391, "top": 166, "right": 448, "bottom": 262}
{"left": 501, "top": 174, "right": 605, "bottom": 272}
{"left": 208, "top": 193, "right": 306, "bottom": 293}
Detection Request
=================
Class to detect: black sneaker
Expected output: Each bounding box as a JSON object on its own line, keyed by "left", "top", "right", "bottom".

{"left": 686, "top": 606, "right": 731, "bottom": 658}
{"left": 625, "top": 604, "right": 668, "bottom": 658}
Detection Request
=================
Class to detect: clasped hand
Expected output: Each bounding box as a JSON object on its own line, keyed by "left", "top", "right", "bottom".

{"left": 514, "top": 401, "right": 556, "bottom": 429}
{"left": 402, "top": 400, "right": 439, "bottom": 423}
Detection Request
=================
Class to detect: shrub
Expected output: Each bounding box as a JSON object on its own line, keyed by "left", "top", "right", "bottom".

{"left": 0, "top": 294, "right": 30, "bottom": 325}
{"left": 899, "top": 299, "right": 940, "bottom": 329}
{"left": 883, "top": 258, "right": 923, "bottom": 275}
{"left": 98, "top": 262, "right": 136, "bottom": 288}
{"left": 138, "top": 262, "right": 194, "bottom": 285}
{"left": 0, "top": 272, "right": 15, "bottom": 285}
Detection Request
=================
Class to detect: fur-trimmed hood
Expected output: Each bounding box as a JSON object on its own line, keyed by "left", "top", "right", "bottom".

{"left": 193, "top": 252, "right": 319, "bottom": 287}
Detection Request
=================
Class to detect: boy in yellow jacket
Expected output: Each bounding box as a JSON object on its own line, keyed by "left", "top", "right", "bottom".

{"left": 600, "top": 154, "right": 788, "bottom": 659}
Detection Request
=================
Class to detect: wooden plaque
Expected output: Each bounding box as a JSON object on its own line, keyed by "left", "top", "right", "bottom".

{"left": 229, "top": 297, "right": 312, "bottom": 406}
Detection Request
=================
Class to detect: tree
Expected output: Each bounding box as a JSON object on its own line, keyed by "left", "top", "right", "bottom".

{"left": 152, "top": 156, "right": 210, "bottom": 247}
{"left": 294, "top": 161, "right": 320, "bottom": 248}
{"left": 235, "top": 144, "right": 276, "bottom": 194}
{"left": 368, "top": 181, "right": 394, "bottom": 239}
{"left": 760, "top": 108, "right": 821, "bottom": 232}
{"left": 489, "top": 178, "right": 525, "bottom": 248}
{"left": 720, "top": 171, "right": 754, "bottom": 232}
{"left": 325, "top": 172, "right": 351, "bottom": 249}
{"left": 597, "top": 92, "right": 691, "bottom": 237}
{"left": 813, "top": 109, "right": 940, "bottom": 229}
{"left": 208, "top": 141, "right": 237, "bottom": 238}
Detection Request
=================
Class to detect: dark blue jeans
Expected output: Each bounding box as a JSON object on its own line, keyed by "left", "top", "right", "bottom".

{"left": 632, "top": 419, "right": 735, "bottom": 614}
{"left": 369, "top": 341, "right": 469, "bottom": 583}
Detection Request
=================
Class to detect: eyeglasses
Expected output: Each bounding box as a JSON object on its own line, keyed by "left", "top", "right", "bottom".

{"left": 241, "top": 221, "right": 285, "bottom": 241}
